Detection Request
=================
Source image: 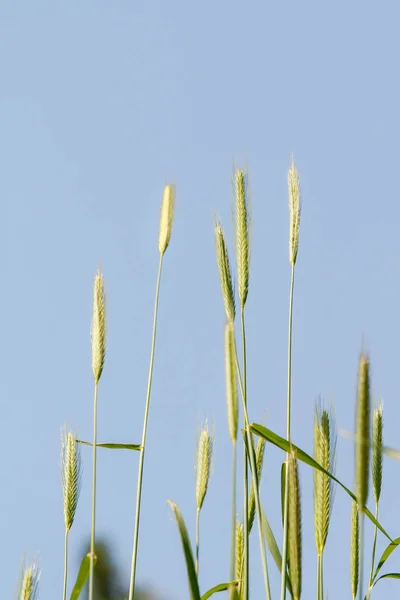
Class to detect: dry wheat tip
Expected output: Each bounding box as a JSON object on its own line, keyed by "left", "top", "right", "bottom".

{"left": 372, "top": 401, "right": 383, "bottom": 504}
{"left": 61, "top": 426, "right": 82, "bottom": 532}
{"left": 158, "top": 183, "right": 176, "bottom": 254}
{"left": 355, "top": 352, "right": 370, "bottom": 511}
{"left": 19, "top": 563, "right": 40, "bottom": 600}
{"left": 288, "top": 157, "right": 301, "bottom": 265}
{"left": 195, "top": 422, "right": 213, "bottom": 511}
{"left": 234, "top": 167, "right": 250, "bottom": 307}
{"left": 225, "top": 322, "right": 238, "bottom": 443}
{"left": 214, "top": 219, "right": 235, "bottom": 323}
{"left": 91, "top": 268, "right": 106, "bottom": 383}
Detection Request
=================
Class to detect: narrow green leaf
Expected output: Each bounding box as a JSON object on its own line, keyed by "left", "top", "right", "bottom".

{"left": 261, "top": 506, "right": 293, "bottom": 597}
{"left": 70, "top": 553, "right": 97, "bottom": 600}
{"left": 77, "top": 440, "right": 141, "bottom": 451}
{"left": 250, "top": 423, "right": 392, "bottom": 541}
{"left": 167, "top": 500, "right": 201, "bottom": 600}
{"left": 374, "top": 572, "right": 400, "bottom": 585}
{"left": 200, "top": 581, "right": 239, "bottom": 599}
{"left": 372, "top": 538, "right": 400, "bottom": 582}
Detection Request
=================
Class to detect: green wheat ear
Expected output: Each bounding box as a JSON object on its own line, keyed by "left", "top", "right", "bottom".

{"left": 233, "top": 167, "right": 250, "bottom": 308}
{"left": 195, "top": 422, "right": 213, "bottom": 511}
{"left": 288, "top": 157, "right": 301, "bottom": 266}
{"left": 314, "top": 400, "right": 337, "bottom": 555}
{"left": 355, "top": 352, "right": 371, "bottom": 511}
{"left": 225, "top": 322, "right": 238, "bottom": 443}
{"left": 158, "top": 183, "right": 176, "bottom": 255}
{"left": 350, "top": 500, "right": 360, "bottom": 599}
{"left": 214, "top": 219, "right": 236, "bottom": 323}
{"left": 288, "top": 451, "right": 302, "bottom": 600}
{"left": 248, "top": 434, "right": 266, "bottom": 534}
{"left": 372, "top": 401, "right": 383, "bottom": 504}
{"left": 61, "top": 426, "right": 82, "bottom": 532}
{"left": 91, "top": 268, "right": 106, "bottom": 384}
{"left": 235, "top": 520, "right": 244, "bottom": 583}
{"left": 18, "top": 561, "right": 40, "bottom": 600}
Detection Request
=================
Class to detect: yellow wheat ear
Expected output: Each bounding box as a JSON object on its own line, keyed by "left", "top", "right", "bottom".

{"left": 18, "top": 561, "right": 40, "bottom": 600}
{"left": 91, "top": 268, "right": 106, "bottom": 383}
{"left": 233, "top": 167, "right": 250, "bottom": 308}
{"left": 214, "top": 219, "right": 236, "bottom": 323}
{"left": 288, "top": 157, "right": 301, "bottom": 265}
{"left": 61, "top": 426, "right": 82, "bottom": 532}
{"left": 158, "top": 184, "right": 176, "bottom": 254}
{"left": 195, "top": 422, "right": 213, "bottom": 511}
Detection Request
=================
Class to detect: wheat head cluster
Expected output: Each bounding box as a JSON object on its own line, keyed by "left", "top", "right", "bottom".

{"left": 16, "top": 163, "right": 399, "bottom": 600}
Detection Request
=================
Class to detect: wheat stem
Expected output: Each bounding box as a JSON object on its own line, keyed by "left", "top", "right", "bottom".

{"left": 195, "top": 507, "right": 200, "bottom": 576}
{"left": 240, "top": 308, "right": 249, "bottom": 600}
{"left": 281, "top": 264, "right": 295, "bottom": 600}
{"left": 89, "top": 382, "right": 99, "bottom": 600}
{"left": 230, "top": 441, "right": 237, "bottom": 589}
{"left": 63, "top": 530, "right": 68, "bottom": 600}
{"left": 128, "top": 253, "right": 164, "bottom": 600}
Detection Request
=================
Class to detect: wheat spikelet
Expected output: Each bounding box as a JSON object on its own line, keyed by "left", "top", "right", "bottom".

{"left": 214, "top": 220, "right": 235, "bottom": 323}
{"left": 233, "top": 167, "right": 250, "bottom": 308}
{"left": 225, "top": 322, "right": 238, "bottom": 443}
{"left": 158, "top": 184, "right": 176, "bottom": 254}
{"left": 91, "top": 268, "right": 106, "bottom": 383}
{"left": 18, "top": 562, "right": 40, "bottom": 600}
{"left": 288, "top": 157, "right": 301, "bottom": 265}
{"left": 350, "top": 500, "right": 360, "bottom": 599}
{"left": 61, "top": 426, "right": 82, "bottom": 532}
{"left": 288, "top": 451, "right": 302, "bottom": 600}
{"left": 195, "top": 422, "right": 213, "bottom": 511}
{"left": 248, "top": 435, "right": 266, "bottom": 534}
{"left": 235, "top": 520, "right": 244, "bottom": 583}
{"left": 355, "top": 353, "right": 371, "bottom": 511}
{"left": 372, "top": 401, "right": 383, "bottom": 504}
{"left": 314, "top": 400, "right": 337, "bottom": 556}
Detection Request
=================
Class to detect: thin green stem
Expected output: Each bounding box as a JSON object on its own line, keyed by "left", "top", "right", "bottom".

{"left": 368, "top": 503, "right": 379, "bottom": 596}
{"left": 317, "top": 553, "right": 323, "bottom": 600}
{"left": 236, "top": 311, "right": 271, "bottom": 600}
{"left": 128, "top": 254, "right": 164, "bottom": 600}
{"left": 89, "top": 381, "right": 99, "bottom": 600}
{"left": 241, "top": 308, "right": 249, "bottom": 600}
{"left": 230, "top": 441, "right": 237, "bottom": 588}
{"left": 196, "top": 507, "right": 200, "bottom": 576}
{"left": 359, "top": 512, "right": 365, "bottom": 600}
{"left": 280, "top": 265, "right": 295, "bottom": 600}
{"left": 63, "top": 529, "right": 68, "bottom": 600}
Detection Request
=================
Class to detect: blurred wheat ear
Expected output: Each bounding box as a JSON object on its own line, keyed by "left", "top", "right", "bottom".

{"left": 158, "top": 183, "right": 176, "bottom": 255}
{"left": 18, "top": 561, "right": 40, "bottom": 600}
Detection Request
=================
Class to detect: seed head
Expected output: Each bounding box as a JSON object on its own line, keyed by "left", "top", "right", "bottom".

{"left": 233, "top": 167, "right": 250, "bottom": 307}
{"left": 372, "top": 401, "right": 383, "bottom": 505}
{"left": 195, "top": 422, "right": 213, "bottom": 511}
{"left": 224, "top": 322, "right": 238, "bottom": 443}
{"left": 61, "top": 426, "right": 82, "bottom": 532}
{"left": 355, "top": 352, "right": 371, "bottom": 511}
{"left": 18, "top": 561, "right": 40, "bottom": 600}
{"left": 158, "top": 184, "right": 176, "bottom": 254}
{"left": 350, "top": 500, "right": 360, "bottom": 599}
{"left": 288, "top": 157, "right": 301, "bottom": 265}
{"left": 288, "top": 451, "right": 302, "bottom": 600}
{"left": 91, "top": 268, "right": 106, "bottom": 383}
{"left": 214, "top": 220, "right": 235, "bottom": 323}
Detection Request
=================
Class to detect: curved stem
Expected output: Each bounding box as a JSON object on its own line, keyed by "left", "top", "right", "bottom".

{"left": 63, "top": 529, "right": 68, "bottom": 600}
{"left": 89, "top": 381, "right": 99, "bottom": 600}
{"left": 280, "top": 265, "right": 295, "bottom": 600}
{"left": 128, "top": 254, "right": 164, "bottom": 600}
{"left": 230, "top": 441, "right": 237, "bottom": 588}
{"left": 196, "top": 508, "right": 200, "bottom": 576}
{"left": 241, "top": 308, "right": 249, "bottom": 600}
{"left": 236, "top": 310, "right": 271, "bottom": 600}
{"left": 368, "top": 503, "right": 379, "bottom": 595}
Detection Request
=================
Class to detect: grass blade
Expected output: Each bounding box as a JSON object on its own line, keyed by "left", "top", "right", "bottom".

{"left": 261, "top": 507, "right": 293, "bottom": 597}
{"left": 372, "top": 538, "right": 400, "bottom": 582}
{"left": 77, "top": 440, "right": 141, "bottom": 450}
{"left": 250, "top": 423, "right": 392, "bottom": 541}
{"left": 70, "top": 553, "right": 97, "bottom": 600}
{"left": 168, "top": 500, "right": 201, "bottom": 600}
{"left": 200, "top": 581, "right": 239, "bottom": 599}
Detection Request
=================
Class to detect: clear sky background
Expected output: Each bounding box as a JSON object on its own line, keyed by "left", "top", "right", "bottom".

{"left": 3, "top": 1, "right": 400, "bottom": 598}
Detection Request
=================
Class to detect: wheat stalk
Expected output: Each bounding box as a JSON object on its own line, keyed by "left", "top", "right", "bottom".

{"left": 158, "top": 183, "right": 176, "bottom": 255}
{"left": 215, "top": 220, "right": 236, "bottom": 323}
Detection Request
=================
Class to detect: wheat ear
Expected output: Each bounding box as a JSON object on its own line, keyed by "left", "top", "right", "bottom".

{"left": 288, "top": 157, "right": 301, "bottom": 266}
{"left": 287, "top": 451, "right": 302, "bottom": 600}
{"left": 351, "top": 500, "right": 360, "bottom": 599}
{"left": 248, "top": 435, "right": 266, "bottom": 534}
{"left": 233, "top": 167, "right": 250, "bottom": 308}
{"left": 158, "top": 183, "right": 176, "bottom": 255}
{"left": 215, "top": 220, "right": 236, "bottom": 323}
{"left": 18, "top": 562, "right": 40, "bottom": 600}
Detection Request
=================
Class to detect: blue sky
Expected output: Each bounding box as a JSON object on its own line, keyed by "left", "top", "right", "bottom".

{"left": 3, "top": 1, "right": 400, "bottom": 598}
